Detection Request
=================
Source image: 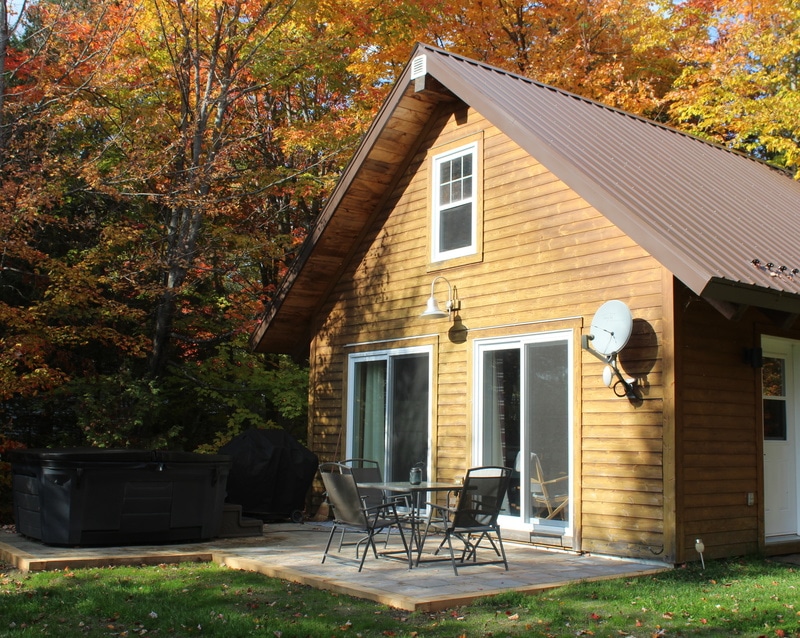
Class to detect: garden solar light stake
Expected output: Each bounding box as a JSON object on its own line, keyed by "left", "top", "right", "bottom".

{"left": 695, "top": 538, "right": 705, "bottom": 569}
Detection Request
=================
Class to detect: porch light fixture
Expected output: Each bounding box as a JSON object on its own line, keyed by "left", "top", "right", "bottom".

{"left": 420, "top": 276, "right": 461, "bottom": 319}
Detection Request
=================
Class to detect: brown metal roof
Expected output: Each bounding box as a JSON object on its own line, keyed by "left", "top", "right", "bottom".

{"left": 251, "top": 43, "right": 800, "bottom": 353}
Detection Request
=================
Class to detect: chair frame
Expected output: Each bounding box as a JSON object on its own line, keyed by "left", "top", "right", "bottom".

{"left": 415, "top": 466, "right": 512, "bottom": 575}
{"left": 517, "top": 452, "right": 569, "bottom": 520}
{"left": 336, "top": 458, "right": 413, "bottom": 546}
{"left": 319, "top": 462, "right": 411, "bottom": 572}
{"left": 339, "top": 458, "right": 383, "bottom": 506}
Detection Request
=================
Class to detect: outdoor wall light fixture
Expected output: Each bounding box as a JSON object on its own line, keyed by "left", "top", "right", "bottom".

{"left": 420, "top": 276, "right": 461, "bottom": 319}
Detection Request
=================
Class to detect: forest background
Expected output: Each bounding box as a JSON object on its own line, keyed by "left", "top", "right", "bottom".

{"left": 1, "top": 0, "right": 799, "bottom": 519}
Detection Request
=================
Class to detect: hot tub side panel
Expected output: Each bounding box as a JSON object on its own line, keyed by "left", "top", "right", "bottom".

{"left": 11, "top": 450, "right": 231, "bottom": 546}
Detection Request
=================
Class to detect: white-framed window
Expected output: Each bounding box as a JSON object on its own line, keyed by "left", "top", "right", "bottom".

{"left": 474, "top": 330, "right": 573, "bottom": 535}
{"left": 432, "top": 142, "right": 477, "bottom": 262}
{"left": 346, "top": 346, "right": 433, "bottom": 482}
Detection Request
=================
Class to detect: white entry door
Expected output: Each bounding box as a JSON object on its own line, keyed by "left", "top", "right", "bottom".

{"left": 762, "top": 336, "right": 800, "bottom": 537}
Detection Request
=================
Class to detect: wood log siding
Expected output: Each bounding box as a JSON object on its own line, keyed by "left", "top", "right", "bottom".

{"left": 307, "top": 105, "right": 670, "bottom": 558}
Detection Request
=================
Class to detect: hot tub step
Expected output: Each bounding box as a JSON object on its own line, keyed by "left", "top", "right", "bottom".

{"left": 219, "top": 504, "right": 263, "bottom": 538}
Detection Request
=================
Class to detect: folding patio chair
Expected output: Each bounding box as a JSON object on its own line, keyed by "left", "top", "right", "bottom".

{"left": 319, "top": 462, "right": 411, "bottom": 571}
{"left": 339, "top": 458, "right": 385, "bottom": 508}
{"left": 336, "top": 458, "right": 412, "bottom": 548}
{"left": 515, "top": 452, "right": 569, "bottom": 520}
{"left": 415, "top": 465, "right": 512, "bottom": 575}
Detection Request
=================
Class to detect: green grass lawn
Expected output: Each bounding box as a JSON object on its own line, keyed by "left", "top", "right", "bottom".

{"left": 1, "top": 556, "right": 798, "bottom": 637}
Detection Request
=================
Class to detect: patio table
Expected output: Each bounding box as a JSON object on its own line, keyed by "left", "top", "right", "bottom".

{"left": 358, "top": 480, "right": 462, "bottom": 563}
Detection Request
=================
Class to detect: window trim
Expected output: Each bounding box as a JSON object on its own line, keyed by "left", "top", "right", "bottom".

{"left": 428, "top": 136, "right": 483, "bottom": 267}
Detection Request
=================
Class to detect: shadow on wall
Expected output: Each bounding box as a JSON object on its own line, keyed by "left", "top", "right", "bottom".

{"left": 618, "top": 318, "right": 659, "bottom": 398}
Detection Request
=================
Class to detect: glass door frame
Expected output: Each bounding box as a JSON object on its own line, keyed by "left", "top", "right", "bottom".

{"left": 345, "top": 345, "right": 434, "bottom": 482}
{"left": 472, "top": 329, "right": 574, "bottom": 536}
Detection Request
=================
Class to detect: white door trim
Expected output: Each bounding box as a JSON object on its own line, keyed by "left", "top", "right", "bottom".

{"left": 762, "top": 336, "right": 800, "bottom": 538}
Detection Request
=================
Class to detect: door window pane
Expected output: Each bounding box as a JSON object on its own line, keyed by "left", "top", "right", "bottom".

{"left": 352, "top": 360, "right": 387, "bottom": 463}
{"left": 478, "top": 335, "right": 571, "bottom": 527}
{"left": 390, "top": 354, "right": 429, "bottom": 481}
{"left": 763, "top": 357, "right": 788, "bottom": 441}
{"left": 482, "top": 348, "right": 520, "bottom": 516}
{"left": 525, "top": 342, "right": 570, "bottom": 486}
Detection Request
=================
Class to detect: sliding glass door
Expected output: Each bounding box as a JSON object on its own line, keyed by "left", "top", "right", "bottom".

{"left": 347, "top": 347, "right": 431, "bottom": 482}
{"left": 476, "top": 331, "right": 572, "bottom": 533}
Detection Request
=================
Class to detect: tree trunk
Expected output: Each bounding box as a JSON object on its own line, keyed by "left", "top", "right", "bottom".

{"left": 1, "top": 0, "right": 9, "bottom": 157}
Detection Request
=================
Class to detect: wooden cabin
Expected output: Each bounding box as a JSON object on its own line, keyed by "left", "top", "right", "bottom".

{"left": 250, "top": 43, "right": 800, "bottom": 564}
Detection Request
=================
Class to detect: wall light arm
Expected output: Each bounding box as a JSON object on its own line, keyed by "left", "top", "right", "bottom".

{"left": 420, "top": 276, "right": 461, "bottom": 319}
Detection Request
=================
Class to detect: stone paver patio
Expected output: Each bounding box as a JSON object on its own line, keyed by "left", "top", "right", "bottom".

{"left": 0, "top": 522, "right": 668, "bottom": 611}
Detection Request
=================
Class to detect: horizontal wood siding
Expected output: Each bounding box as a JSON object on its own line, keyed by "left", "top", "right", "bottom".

{"left": 674, "top": 284, "right": 762, "bottom": 562}
{"left": 308, "top": 104, "right": 669, "bottom": 559}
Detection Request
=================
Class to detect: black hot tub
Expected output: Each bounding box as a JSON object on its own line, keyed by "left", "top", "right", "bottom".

{"left": 10, "top": 448, "right": 231, "bottom": 546}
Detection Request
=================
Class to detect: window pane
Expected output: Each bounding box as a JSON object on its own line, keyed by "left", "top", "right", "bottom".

{"left": 439, "top": 203, "right": 472, "bottom": 252}
{"left": 763, "top": 357, "right": 786, "bottom": 397}
{"left": 439, "top": 161, "right": 451, "bottom": 183}
{"left": 451, "top": 179, "right": 462, "bottom": 201}
{"left": 389, "top": 354, "right": 429, "bottom": 482}
{"left": 353, "top": 360, "right": 387, "bottom": 463}
{"left": 451, "top": 157, "right": 463, "bottom": 180}
{"left": 463, "top": 175, "right": 472, "bottom": 197}
{"left": 439, "top": 182, "right": 451, "bottom": 206}
{"left": 764, "top": 398, "right": 787, "bottom": 440}
{"left": 482, "top": 349, "right": 521, "bottom": 518}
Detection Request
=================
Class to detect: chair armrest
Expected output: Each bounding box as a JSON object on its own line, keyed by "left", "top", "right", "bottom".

{"left": 384, "top": 493, "right": 412, "bottom": 508}
{"left": 426, "top": 502, "right": 456, "bottom": 514}
{"left": 362, "top": 500, "right": 399, "bottom": 517}
{"left": 424, "top": 502, "right": 456, "bottom": 521}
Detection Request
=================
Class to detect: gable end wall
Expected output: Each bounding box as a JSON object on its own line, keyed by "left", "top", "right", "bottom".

{"left": 307, "top": 104, "right": 674, "bottom": 562}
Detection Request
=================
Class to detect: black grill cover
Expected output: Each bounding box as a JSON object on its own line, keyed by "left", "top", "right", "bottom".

{"left": 220, "top": 429, "right": 318, "bottom": 519}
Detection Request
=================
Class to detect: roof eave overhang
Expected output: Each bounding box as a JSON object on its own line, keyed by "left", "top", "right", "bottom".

{"left": 249, "top": 45, "right": 453, "bottom": 354}
{"left": 701, "top": 278, "right": 800, "bottom": 326}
